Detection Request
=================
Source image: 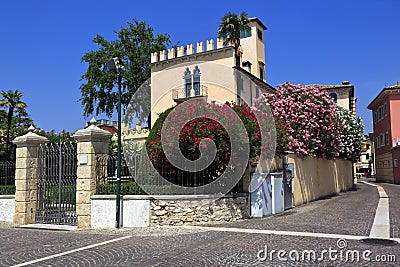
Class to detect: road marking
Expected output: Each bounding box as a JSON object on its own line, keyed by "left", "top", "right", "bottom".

{"left": 181, "top": 226, "right": 400, "bottom": 243}
{"left": 12, "top": 235, "right": 132, "bottom": 267}
{"left": 361, "top": 181, "right": 391, "bottom": 238}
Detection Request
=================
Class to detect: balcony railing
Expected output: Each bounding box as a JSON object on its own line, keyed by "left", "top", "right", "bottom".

{"left": 172, "top": 85, "right": 208, "bottom": 102}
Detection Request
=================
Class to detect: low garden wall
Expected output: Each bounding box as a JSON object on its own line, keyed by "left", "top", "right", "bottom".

{"left": 91, "top": 194, "right": 248, "bottom": 228}
{"left": 288, "top": 155, "right": 353, "bottom": 206}
{"left": 0, "top": 195, "right": 15, "bottom": 223}
{"left": 150, "top": 194, "right": 248, "bottom": 226}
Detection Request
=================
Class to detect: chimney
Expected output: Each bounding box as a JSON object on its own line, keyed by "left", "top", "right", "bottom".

{"left": 342, "top": 81, "right": 350, "bottom": 85}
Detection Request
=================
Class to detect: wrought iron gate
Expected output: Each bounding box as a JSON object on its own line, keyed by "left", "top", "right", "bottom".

{"left": 36, "top": 144, "right": 77, "bottom": 225}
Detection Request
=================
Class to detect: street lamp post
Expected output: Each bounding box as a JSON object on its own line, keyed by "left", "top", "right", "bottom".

{"left": 105, "top": 57, "right": 123, "bottom": 228}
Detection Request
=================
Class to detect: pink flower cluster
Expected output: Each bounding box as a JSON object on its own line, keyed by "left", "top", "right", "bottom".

{"left": 253, "top": 82, "right": 342, "bottom": 159}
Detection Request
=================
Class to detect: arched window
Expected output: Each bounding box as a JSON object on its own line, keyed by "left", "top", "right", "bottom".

{"left": 184, "top": 67, "right": 192, "bottom": 97}
{"left": 193, "top": 66, "right": 201, "bottom": 96}
{"left": 329, "top": 92, "right": 338, "bottom": 104}
{"left": 183, "top": 66, "right": 201, "bottom": 97}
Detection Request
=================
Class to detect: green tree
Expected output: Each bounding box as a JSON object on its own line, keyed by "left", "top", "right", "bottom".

{"left": 36, "top": 129, "right": 75, "bottom": 144}
{"left": 217, "top": 12, "right": 250, "bottom": 67}
{"left": 0, "top": 90, "right": 27, "bottom": 160}
{"left": 79, "top": 18, "right": 171, "bottom": 121}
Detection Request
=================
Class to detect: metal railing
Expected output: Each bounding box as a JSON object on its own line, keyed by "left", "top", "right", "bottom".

{"left": 0, "top": 161, "right": 15, "bottom": 186}
{"left": 36, "top": 143, "right": 77, "bottom": 225}
{"left": 172, "top": 85, "right": 208, "bottom": 101}
{"left": 96, "top": 152, "right": 245, "bottom": 195}
{"left": 96, "top": 154, "right": 146, "bottom": 195}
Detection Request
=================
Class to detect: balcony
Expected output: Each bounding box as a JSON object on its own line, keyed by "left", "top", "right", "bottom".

{"left": 172, "top": 85, "right": 208, "bottom": 103}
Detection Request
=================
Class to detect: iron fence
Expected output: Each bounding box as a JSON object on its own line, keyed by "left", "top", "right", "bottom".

{"left": 36, "top": 143, "right": 77, "bottom": 225}
{"left": 0, "top": 161, "right": 15, "bottom": 186}
{"left": 95, "top": 152, "right": 245, "bottom": 195}
{"left": 96, "top": 154, "right": 146, "bottom": 195}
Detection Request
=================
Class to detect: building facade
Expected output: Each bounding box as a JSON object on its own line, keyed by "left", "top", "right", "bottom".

{"left": 149, "top": 18, "right": 275, "bottom": 126}
{"left": 305, "top": 81, "right": 357, "bottom": 116}
{"left": 355, "top": 133, "right": 374, "bottom": 177}
{"left": 367, "top": 84, "right": 400, "bottom": 184}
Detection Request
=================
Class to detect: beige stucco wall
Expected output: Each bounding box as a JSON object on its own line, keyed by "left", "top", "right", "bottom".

{"left": 328, "top": 89, "right": 350, "bottom": 111}
{"left": 240, "top": 20, "right": 266, "bottom": 80}
{"left": 151, "top": 54, "right": 240, "bottom": 126}
{"left": 287, "top": 155, "right": 353, "bottom": 206}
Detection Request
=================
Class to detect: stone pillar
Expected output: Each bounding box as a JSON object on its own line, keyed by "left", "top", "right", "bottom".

{"left": 12, "top": 131, "right": 48, "bottom": 225}
{"left": 73, "top": 119, "right": 112, "bottom": 228}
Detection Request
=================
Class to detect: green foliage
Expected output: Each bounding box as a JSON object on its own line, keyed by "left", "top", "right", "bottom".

{"left": 145, "top": 101, "right": 267, "bottom": 185}
{"left": 0, "top": 185, "right": 15, "bottom": 195}
{"left": 44, "top": 185, "right": 76, "bottom": 205}
{"left": 0, "top": 90, "right": 32, "bottom": 161}
{"left": 97, "top": 181, "right": 146, "bottom": 195}
{"left": 36, "top": 129, "right": 76, "bottom": 144}
{"left": 79, "top": 18, "right": 171, "bottom": 119}
{"left": 217, "top": 12, "right": 250, "bottom": 66}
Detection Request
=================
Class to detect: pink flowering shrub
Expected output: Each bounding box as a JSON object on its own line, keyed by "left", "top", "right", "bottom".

{"left": 254, "top": 82, "right": 342, "bottom": 159}
{"left": 145, "top": 100, "right": 273, "bottom": 186}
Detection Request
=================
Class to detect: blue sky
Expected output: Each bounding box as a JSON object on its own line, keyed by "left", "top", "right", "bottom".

{"left": 0, "top": 0, "right": 399, "bottom": 134}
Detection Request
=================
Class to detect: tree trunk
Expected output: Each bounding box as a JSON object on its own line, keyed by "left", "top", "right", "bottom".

{"left": 235, "top": 55, "right": 241, "bottom": 68}
{"left": 5, "top": 107, "right": 13, "bottom": 161}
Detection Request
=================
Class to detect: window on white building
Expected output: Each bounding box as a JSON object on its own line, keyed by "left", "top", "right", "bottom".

{"left": 193, "top": 66, "right": 201, "bottom": 96}
{"left": 257, "top": 28, "right": 263, "bottom": 41}
{"left": 183, "top": 66, "right": 201, "bottom": 97}
{"left": 240, "top": 29, "right": 251, "bottom": 39}
{"left": 329, "top": 92, "right": 338, "bottom": 104}
{"left": 184, "top": 67, "right": 192, "bottom": 97}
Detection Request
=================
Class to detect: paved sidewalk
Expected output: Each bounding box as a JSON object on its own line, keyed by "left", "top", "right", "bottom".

{"left": 378, "top": 182, "right": 400, "bottom": 238}
{"left": 205, "top": 183, "right": 379, "bottom": 237}
{"left": 0, "top": 182, "right": 398, "bottom": 266}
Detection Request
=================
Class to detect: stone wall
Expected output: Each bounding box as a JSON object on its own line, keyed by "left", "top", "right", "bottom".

{"left": 150, "top": 195, "right": 248, "bottom": 226}
{"left": 91, "top": 194, "right": 249, "bottom": 228}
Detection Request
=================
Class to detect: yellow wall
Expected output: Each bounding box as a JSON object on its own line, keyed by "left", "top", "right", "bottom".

{"left": 240, "top": 20, "right": 266, "bottom": 80}
{"left": 287, "top": 155, "right": 353, "bottom": 206}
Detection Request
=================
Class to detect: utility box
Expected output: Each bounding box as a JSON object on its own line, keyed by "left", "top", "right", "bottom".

{"left": 271, "top": 173, "right": 284, "bottom": 214}
{"left": 250, "top": 172, "right": 284, "bottom": 217}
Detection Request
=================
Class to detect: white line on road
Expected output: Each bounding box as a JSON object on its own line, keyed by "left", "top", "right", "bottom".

{"left": 361, "top": 181, "right": 391, "bottom": 238}
{"left": 182, "top": 225, "right": 367, "bottom": 240}
{"left": 181, "top": 226, "right": 400, "bottom": 243}
{"left": 12, "top": 235, "right": 132, "bottom": 267}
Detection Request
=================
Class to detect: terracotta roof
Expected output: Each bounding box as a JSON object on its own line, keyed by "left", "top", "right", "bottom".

{"left": 304, "top": 84, "right": 353, "bottom": 89}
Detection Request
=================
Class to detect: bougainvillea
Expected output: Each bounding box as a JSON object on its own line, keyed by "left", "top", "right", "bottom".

{"left": 336, "top": 106, "right": 364, "bottom": 162}
{"left": 254, "top": 82, "right": 343, "bottom": 159}
{"left": 145, "top": 99, "right": 273, "bottom": 186}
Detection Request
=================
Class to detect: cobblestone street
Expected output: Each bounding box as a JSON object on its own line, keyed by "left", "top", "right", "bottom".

{"left": 0, "top": 182, "right": 399, "bottom": 266}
